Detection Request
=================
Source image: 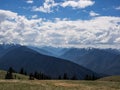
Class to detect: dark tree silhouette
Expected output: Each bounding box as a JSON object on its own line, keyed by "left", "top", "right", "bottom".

{"left": 19, "top": 68, "right": 27, "bottom": 75}
{"left": 8, "top": 67, "right": 16, "bottom": 73}
{"left": 33, "top": 71, "right": 51, "bottom": 80}
{"left": 19, "top": 68, "right": 24, "bottom": 74}
{"left": 5, "top": 71, "right": 13, "bottom": 79}
{"left": 5, "top": 67, "right": 14, "bottom": 79}
{"left": 84, "top": 74, "right": 89, "bottom": 80}
{"left": 34, "top": 71, "right": 39, "bottom": 79}
{"left": 29, "top": 73, "right": 34, "bottom": 80}
{"left": 71, "top": 74, "right": 77, "bottom": 80}
{"left": 24, "top": 71, "right": 27, "bottom": 75}
{"left": 84, "top": 74, "right": 97, "bottom": 80}
{"left": 63, "top": 73, "right": 69, "bottom": 79}
{"left": 58, "top": 75, "right": 62, "bottom": 80}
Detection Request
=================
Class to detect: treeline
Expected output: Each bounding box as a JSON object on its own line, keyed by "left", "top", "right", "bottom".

{"left": 29, "top": 72, "right": 78, "bottom": 80}
{"left": 5, "top": 67, "right": 98, "bottom": 80}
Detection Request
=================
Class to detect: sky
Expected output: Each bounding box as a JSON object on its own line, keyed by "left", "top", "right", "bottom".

{"left": 0, "top": 0, "right": 120, "bottom": 48}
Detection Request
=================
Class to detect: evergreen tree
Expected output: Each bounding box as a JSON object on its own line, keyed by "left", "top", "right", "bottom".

{"left": 5, "top": 71, "right": 13, "bottom": 79}
{"left": 19, "top": 68, "right": 24, "bottom": 74}
{"left": 34, "top": 71, "right": 39, "bottom": 79}
{"left": 84, "top": 74, "right": 89, "bottom": 80}
{"left": 91, "top": 73, "right": 98, "bottom": 80}
{"left": 63, "top": 73, "right": 68, "bottom": 79}
{"left": 58, "top": 75, "right": 62, "bottom": 80}
{"left": 5, "top": 67, "right": 14, "bottom": 79}
{"left": 24, "top": 71, "right": 27, "bottom": 75}
{"left": 40, "top": 72, "right": 44, "bottom": 79}
{"left": 71, "top": 75, "right": 77, "bottom": 80}
{"left": 29, "top": 73, "right": 34, "bottom": 80}
{"left": 20, "top": 68, "right": 23, "bottom": 74}
{"left": 14, "top": 75, "right": 16, "bottom": 79}
{"left": 19, "top": 68, "right": 27, "bottom": 75}
{"left": 84, "top": 74, "right": 97, "bottom": 80}
{"left": 8, "top": 67, "right": 15, "bottom": 73}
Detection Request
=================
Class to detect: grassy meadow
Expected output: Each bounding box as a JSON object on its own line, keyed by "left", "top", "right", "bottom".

{"left": 0, "top": 80, "right": 120, "bottom": 90}
{"left": 0, "top": 70, "right": 29, "bottom": 80}
{"left": 0, "top": 70, "right": 120, "bottom": 90}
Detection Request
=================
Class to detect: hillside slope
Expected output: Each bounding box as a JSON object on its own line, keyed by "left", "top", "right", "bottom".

{"left": 60, "top": 48, "right": 120, "bottom": 75}
{"left": 98, "top": 75, "right": 120, "bottom": 82}
{"left": 0, "top": 70, "right": 29, "bottom": 80}
{"left": 0, "top": 44, "right": 20, "bottom": 58}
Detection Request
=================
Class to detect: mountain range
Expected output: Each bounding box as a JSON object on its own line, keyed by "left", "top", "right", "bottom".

{"left": 0, "top": 44, "right": 120, "bottom": 78}
{"left": 0, "top": 44, "right": 96, "bottom": 79}
{"left": 29, "top": 46, "right": 120, "bottom": 75}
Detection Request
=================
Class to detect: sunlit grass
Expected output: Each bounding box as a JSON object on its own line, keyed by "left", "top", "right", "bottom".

{"left": 0, "top": 70, "right": 29, "bottom": 80}
{"left": 0, "top": 80, "right": 120, "bottom": 90}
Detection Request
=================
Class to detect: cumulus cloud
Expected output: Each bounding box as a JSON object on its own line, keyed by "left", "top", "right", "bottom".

{"left": 114, "top": 38, "right": 120, "bottom": 43}
{"left": 89, "top": 11, "right": 100, "bottom": 17}
{"left": 0, "top": 9, "right": 120, "bottom": 48}
{"left": 33, "top": 0, "right": 95, "bottom": 13}
{"left": 61, "top": 0, "right": 95, "bottom": 9}
{"left": 0, "top": 10, "right": 17, "bottom": 23}
{"left": 115, "top": 6, "right": 120, "bottom": 10}
{"left": 32, "top": 0, "right": 58, "bottom": 13}
{"left": 26, "top": 0, "right": 34, "bottom": 4}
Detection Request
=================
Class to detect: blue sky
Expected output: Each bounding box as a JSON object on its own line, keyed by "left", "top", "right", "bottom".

{"left": 0, "top": 0, "right": 120, "bottom": 20}
{"left": 0, "top": 0, "right": 120, "bottom": 48}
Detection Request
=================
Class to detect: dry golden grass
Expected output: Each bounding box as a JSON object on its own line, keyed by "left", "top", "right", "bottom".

{"left": 54, "top": 82, "right": 79, "bottom": 87}
{"left": 98, "top": 75, "right": 120, "bottom": 82}
{"left": 0, "top": 80, "right": 120, "bottom": 90}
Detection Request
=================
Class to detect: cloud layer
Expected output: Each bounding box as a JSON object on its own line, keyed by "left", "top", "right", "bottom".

{"left": 0, "top": 9, "right": 120, "bottom": 48}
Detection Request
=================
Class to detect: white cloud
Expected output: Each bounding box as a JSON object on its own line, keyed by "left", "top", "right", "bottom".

{"left": 115, "top": 6, "right": 120, "bottom": 10}
{"left": 89, "top": 11, "right": 100, "bottom": 17}
{"left": 33, "top": 0, "right": 58, "bottom": 13}
{"left": 26, "top": 0, "right": 34, "bottom": 4}
{"left": 0, "top": 10, "right": 17, "bottom": 23}
{"left": 0, "top": 9, "right": 120, "bottom": 48}
{"left": 31, "top": 15, "right": 38, "bottom": 19}
{"left": 61, "top": 0, "right": 95, "bottom": 9}
{"left": 114, "top": 38, "right": 120, "bottom": 43}
{"left": 33, "top": 0, "right": 95, "bottom": 13}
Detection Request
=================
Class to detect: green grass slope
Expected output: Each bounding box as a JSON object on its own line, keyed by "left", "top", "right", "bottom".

{"left": 0, "top": 70, "right": 29, "bottom": 80}
{"left": 0, "top": 80, "right": 120, "bottom": 90}
{"left": 98, "top": 75, "right": 120, "bottom": 82}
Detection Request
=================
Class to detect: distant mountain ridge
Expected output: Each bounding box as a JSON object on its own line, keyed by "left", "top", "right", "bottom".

{"left": 0, "top": 45, "right": 96, "bottom": 79}
{"left": 28, "top": 46, "right": 68, "bottom": 57}
{"left": 0, "top": 44, "right": 20, "bottom": 58}
{"left": 60, "top": 48, "right": 120, "bottom": 75}
{"left": 29, "top": 46, "right": 120, "bottom": 75}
